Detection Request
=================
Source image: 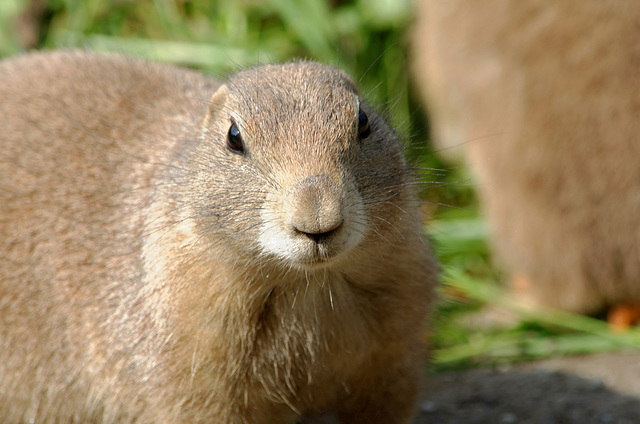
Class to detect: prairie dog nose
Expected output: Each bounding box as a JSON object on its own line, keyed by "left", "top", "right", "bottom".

{"left": 288, "top": 174, "right": 344, "bottom": 242}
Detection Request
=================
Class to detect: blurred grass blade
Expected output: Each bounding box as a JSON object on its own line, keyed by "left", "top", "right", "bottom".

{"left": 56, "top": 33, "right": 276, "bottom": 69}
{"left": 266, "top": 0, "right": 335, "bottom": 60}
{"left": 435, "top": 266, "right": 640, "bottom": 367}
{"left": 444, "top": 267, "right": 640, "bottom": 344}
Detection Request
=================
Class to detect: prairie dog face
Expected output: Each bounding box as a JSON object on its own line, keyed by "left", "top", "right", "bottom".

{"left": 189, "top": 61, "right": 408, "bottom": 270}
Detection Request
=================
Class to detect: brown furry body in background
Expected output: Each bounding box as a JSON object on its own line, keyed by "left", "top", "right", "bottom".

{"left": 412, "top": 0, "right": 640, "bottom": 314}
{"left": 0, "top": 52, "right": 436, "bottom": 423}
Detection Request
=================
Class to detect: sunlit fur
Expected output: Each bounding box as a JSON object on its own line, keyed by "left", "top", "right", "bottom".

{"left": 0, "top": 51, "right": 436, "bottom": 423}
{"left": 412, "top": 0, "right": 640, "bottom": 314}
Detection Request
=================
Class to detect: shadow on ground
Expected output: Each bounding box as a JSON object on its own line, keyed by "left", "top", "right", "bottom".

{"left": 305, "top": 351, "right": 640, "bottom": 424}
{"left": 417, "top": 366, "right": 640, "bottom": 424}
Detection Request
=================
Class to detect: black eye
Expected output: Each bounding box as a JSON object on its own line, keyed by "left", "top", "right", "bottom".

{"left": 357, "top": 108, "right": 371, "bottom": 140}
{"left": 227, "top": 123, "right": 245, "bottom": 154}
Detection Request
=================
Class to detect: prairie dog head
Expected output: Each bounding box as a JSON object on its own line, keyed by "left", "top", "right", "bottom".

{"left": 173, "top": 61, "right": 411, "bottom": 272}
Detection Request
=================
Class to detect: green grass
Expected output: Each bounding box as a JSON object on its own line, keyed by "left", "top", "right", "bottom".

{"left": 432, "top": 266, "right": 640, "bottom": 370}
{"left": 3, "top": 0, "right": 638, "bottom": 372}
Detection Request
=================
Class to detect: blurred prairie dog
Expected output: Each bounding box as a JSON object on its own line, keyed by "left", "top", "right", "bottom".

{"left": 412, "top": 1, "right": 640, "bottom": 314}
{"left": 0, "top": 51, "right": 436, "bottom": 423}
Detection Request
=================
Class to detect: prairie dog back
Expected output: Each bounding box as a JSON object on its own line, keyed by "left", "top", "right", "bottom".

{"left": 412, "top": 1, "right": 640, "bottom": 313}
{"left": 0, "top": 52, "right": 435, "bottom": 423}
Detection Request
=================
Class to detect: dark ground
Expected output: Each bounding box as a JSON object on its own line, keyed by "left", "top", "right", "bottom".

{"left": 415, "top": 351, "right": 640, "bottom": 424}
{"left": 307, "top": 350, "right": 640, "bottom": 424}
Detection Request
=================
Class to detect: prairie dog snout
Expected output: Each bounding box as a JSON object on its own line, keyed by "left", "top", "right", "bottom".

{"left": 260, "top": 172, "right": 364, "bottom": 267}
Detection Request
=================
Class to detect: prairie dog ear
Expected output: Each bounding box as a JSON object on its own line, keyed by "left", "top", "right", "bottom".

{"left": 202, "top": 84, "right": 229, "bottom": 127}
{"left": 337, "top": 69, "right": 359, "bottom": 95}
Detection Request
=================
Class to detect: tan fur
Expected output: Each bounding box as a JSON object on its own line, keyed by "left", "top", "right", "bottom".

{"left": 412, "top": 0, "right": 640, "bottom": 313}
{"left": 0, "top": 51, "right": 436, "bottom": 423}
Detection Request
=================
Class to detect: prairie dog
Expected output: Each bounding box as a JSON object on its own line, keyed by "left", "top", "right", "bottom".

{"left": 0, "top": 51, "right": 436, "bottom": 423}
{"left": 412, "top": 0, "right": 640, "bottom": 313}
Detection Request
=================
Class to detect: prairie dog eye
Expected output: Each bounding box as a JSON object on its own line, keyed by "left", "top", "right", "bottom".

{"left": 357, "top": 108, "right": 371, "bottom": 140}
{"left": 227, "top": 122, "right": 245, "bottom": 154}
